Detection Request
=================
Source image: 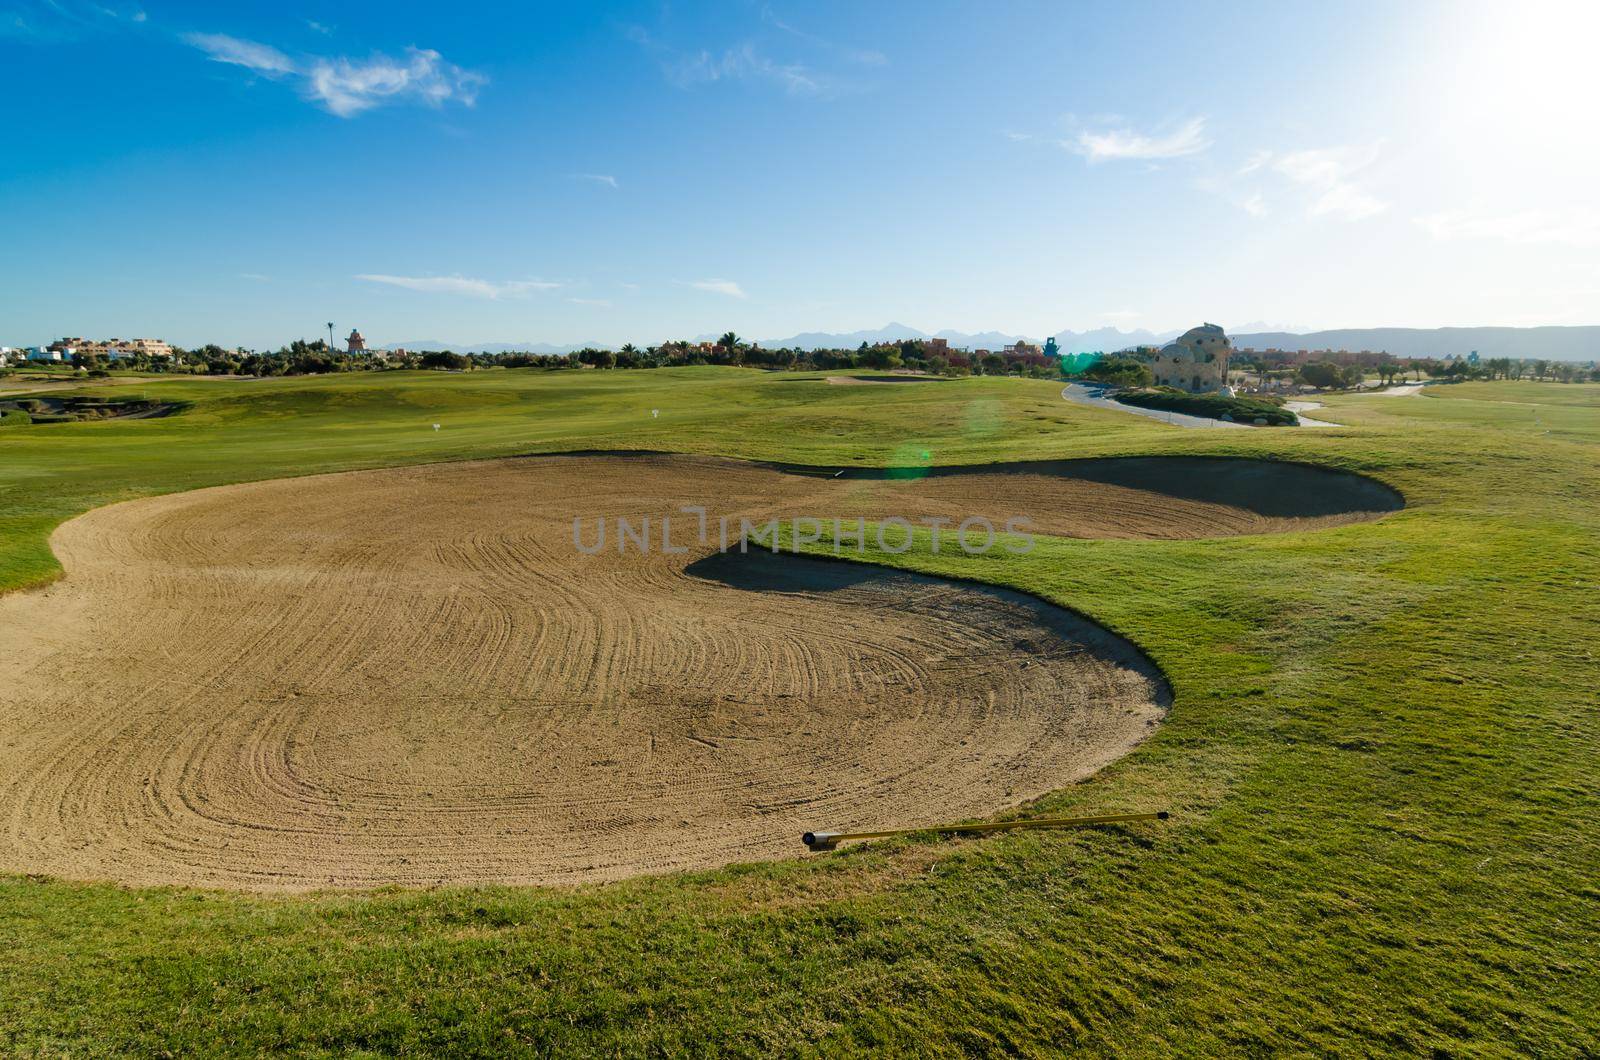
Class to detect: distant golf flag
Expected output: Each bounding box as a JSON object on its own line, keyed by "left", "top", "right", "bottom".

{"left": 433, "top": 424, "right": 441, "bottom": 431}
{"left": 652, "top": 409, "right": 659, "bottom": 418}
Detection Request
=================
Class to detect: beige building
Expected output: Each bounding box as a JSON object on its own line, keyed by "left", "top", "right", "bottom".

{"left": 1150, "top": 323, "right": 1231, "bottom": 392}
{"left": 50, "top": 337, "right": 174, "bottom": 360}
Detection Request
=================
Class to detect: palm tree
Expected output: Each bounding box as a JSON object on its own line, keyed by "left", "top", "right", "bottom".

{"left": 718, "top": 331, "right": 741, "bottom": 350}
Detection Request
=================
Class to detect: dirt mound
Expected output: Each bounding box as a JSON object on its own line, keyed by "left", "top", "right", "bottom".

{"left": 0, "top": 453, "right": 1395, "bottom": 889}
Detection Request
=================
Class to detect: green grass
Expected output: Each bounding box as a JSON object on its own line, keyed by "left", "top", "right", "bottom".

{"left": 1, "top": 369, "right": 1596, "bottom": 1055}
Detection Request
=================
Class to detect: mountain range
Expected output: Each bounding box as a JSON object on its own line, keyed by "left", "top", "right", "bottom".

{"left": 384, "top": 324, "right": 1600, "bottom": 360}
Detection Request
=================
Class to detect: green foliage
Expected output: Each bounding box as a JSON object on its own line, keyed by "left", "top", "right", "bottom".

{"left": 420, "top": 350, "right": 469, "bottom": 371}
{"left": 1073, "top": 355, "right": 1153, "bottom": 387}
{"left": 1115, "top": 387, "right": 1299, "bottom": 425}
{"left": 0, "top": 372, "right": 1596, "bottom": 1054}
{"left": 1297, "top": 361, "right": 1365, "bottom": 389}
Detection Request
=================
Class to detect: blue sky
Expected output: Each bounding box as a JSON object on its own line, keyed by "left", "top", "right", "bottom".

{"left": 3, "top": 1, "right": 1597, "bottom": 348}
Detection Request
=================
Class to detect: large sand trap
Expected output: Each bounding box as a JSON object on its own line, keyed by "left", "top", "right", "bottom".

{"left": 0, "top": 454, "right": 1398, "bottom": 889}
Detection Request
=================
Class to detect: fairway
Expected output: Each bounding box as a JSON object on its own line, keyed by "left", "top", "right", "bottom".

{"left": 0, "top": 370, "right": 1595, "bottom": 1055}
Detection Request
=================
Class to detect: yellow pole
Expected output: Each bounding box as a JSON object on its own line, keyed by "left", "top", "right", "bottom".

{"left": 802, "top": 811, "right": 1169, "bottom": 851}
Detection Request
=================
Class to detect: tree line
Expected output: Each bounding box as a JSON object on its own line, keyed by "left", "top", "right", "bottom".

{"left": 55, "top": 333, "right": 1062, "bottom": 379}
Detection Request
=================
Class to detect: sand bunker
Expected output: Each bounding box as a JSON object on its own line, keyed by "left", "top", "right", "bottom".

{"left": 0, "top": 454, "right": 1397, "bottom": 889}
{"left": 825, "top": 374, "right": 943, "bottom": 385}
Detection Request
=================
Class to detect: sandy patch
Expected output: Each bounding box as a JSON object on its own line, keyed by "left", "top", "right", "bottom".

{"left": 0, "top": 454, "right": 1396, "bottom": 889}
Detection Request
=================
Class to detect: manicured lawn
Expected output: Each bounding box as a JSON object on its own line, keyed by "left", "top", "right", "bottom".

{"left": 1, "top": 369, "right": 1596, "bottom": 1054}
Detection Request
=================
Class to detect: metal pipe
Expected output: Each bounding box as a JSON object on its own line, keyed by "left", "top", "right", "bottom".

{"left": 802, "top": 810, "right": 1168, "bottom": 851}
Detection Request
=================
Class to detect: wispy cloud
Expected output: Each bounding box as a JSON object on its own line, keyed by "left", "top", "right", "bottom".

{"left": 239, "top": 272, "right": 271, "bottom": 281}
{"left": 1072, "top": 117, "right": 1209, "bottom": 163}
{"left": 628, "top": 24, "right": 833, "bottom": 97}
{"left": 305, "top": 20, "right": 332, "bottom": 35}
{"left": 356, "top": 274, "right": 561, "bottom": 299}
{"left": 1272, "top": 144, "right": 1388, "bottom": 220}
{"left": 1416, "top": 208, "right": 1600, "bottom": 247}
{"left": 760, "top": 8, "right": 886, "bottom": 67}
{"left": 308, "top": 48, "right": 484, "bottom": 117}
{"left": 573, "top": 173, "right": 619, "bottom": 189}
{"left": 567, "top": 297, "right": 612, "bottom": 307}
{"left": 184, "top": 32, "right": 295, "bottom": 76}
{"left": 3, "top": 0, "right": 142, "bottom": 40}
{"left": 668, "top": 43, "right": 819, "bottom": 95}
{"left": 1237, "top": 149, "right": 1271, "bottom": 176}
{"left": 686, "top": 279, "right": 747, "bottom": 298}
{"left": 183, "top": 31, "right": 484, "bottom": 117}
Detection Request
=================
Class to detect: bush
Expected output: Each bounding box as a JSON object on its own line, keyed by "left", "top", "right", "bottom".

{"left": 1297, "top": 361, "right": 1364, "bottom": 389}
{"left": 1072, "top": 355, "right": 1154, "bottom": 387}
{"left": 1114, "top": 388, "right": 1299, "bottom": 426}
{"left": 0, "top": 408, "right": 32, "bottom": 427}
{"left": 420, "top": 351, "right": 469, "bottom": 371}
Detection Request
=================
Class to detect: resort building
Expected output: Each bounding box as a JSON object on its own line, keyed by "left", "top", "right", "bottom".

{"left": 1150, "top": 324, "right": 1231, "bottom": 393}
{"left": 46, "top": 337, "right": 174, "bottom": 360}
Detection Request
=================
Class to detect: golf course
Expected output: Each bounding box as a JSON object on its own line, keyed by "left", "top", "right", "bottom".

{"left": 0, "top": 367, "right": 1596, "bottom": 1054}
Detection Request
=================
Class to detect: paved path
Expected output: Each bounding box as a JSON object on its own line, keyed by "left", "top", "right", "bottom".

{"left": 1061, "top": 383, "right": 1345, "bottom": 429}
{"left": 1282, "top": 401, "right": 1345, "bottom": 428}
{"left": 1060, "top": 384, "right": 1247, "bottom": 429}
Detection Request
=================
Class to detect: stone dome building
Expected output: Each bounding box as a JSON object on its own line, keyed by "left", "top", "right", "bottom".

{"left": 1151, "top": 323, "right": 1230, "bottom": 392}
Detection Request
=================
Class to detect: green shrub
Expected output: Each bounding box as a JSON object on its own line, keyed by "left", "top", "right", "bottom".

{"left": 0, "top": 408, "right": 31, "bottom": 427}
{"left": 1114, "top": 388, "right": 1299, "bottom": 426}
{"left": 1070, "top": 355, "right": 1154, "bottom": 387}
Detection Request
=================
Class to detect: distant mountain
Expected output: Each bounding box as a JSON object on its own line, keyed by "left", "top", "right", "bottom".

{"left": 1230, "top": 326, "right": 1600, "bottom": 361}
{"left": 759, "top": 323, "right": 933, "bottom": 349}
{"left": 759, "top": 324, "right": 1185, "bottom": 353}
{"left": 1054, "top": 327, "right": 1183, "bottom": 353}
{"left": 934, "top": 329, "right": 1026, "bottom": 348}
{"left": 383, "top": 341, "right": 594, "bottom": 354}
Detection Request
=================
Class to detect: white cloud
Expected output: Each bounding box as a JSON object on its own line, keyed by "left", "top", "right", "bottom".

{"left": 308, "top": 48, "right": 484, "bottom": 117}
{"left": 687, "top": 279, "right": 747, "bottom": 298}
{"left": 567, "top": 297, "right": 612, "bottom": 307}
{"left": 574, "top": 173, "right": 619, "bottom": 189}
{"left": 184, "top": 32, "right": 484, "bottom": 117}
{"left": 1072, "top": 117, "right": 1209, "bottom": 162}
{"left": 1272, "top": 144, "right": 1388, "bottom": 220}
{"left": 1240, "top": 193, "right": 1267, "bottom": 217}
{"left": 669, "top": 44, "right": 820, "bottom": 96}
{"left": 1237, "top": 149, "right": 1271, "bottom": 176}
{"left": 1415, "top": 208, "right": 1600, "bottom": 247}
{"left": 355, "top": 274, "right": 561, "bottom": 299}
{"left": 306, "top": 20, "right": 332, "bottom": 35}
{"left": 183, "top": 32, "right": 295, "bottom": 76}
{"left": 761, "top": 10, "right": 886, "bottom": 67}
